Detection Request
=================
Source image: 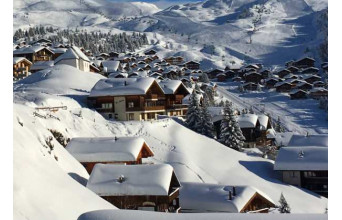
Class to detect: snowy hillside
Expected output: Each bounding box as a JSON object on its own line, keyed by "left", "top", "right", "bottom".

{"left": 13, "top": 0, "right": 328, "bottom": 68}
{"left": 13, "top": 65, "right": 327, "bottom": 219}
{"left": 13, "top": 0, "right": 160, "bottom": 30}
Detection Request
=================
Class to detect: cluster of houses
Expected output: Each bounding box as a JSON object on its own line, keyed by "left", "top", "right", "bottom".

{"left": 66, "top": 136, "right": 276, "bottom": 213}
{"left": 274, "top": 134, "right": 328, "bottom": 198}
{"left": 66, "top": 136, "right": 181, "bottom": 212}
{"left": 205, "top": 57, "right": 328, "bottom": 101}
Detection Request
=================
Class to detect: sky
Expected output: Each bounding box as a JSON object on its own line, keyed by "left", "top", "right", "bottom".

{"left": 108, "top": 0, "right": 203, "bottom": 9}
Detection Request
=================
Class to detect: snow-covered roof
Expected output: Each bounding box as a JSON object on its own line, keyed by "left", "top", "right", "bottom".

{"left": 13, "top": 45, "right": 54, "bottom": 55}
{"left": 54, "top": 46, "right": 90, "bottom": 64}
{"left": 108, "top": 72, "right": 128, "bottom": 78}
{"left": 257, "top": 115, "right": 269, "bottom": 130}
{"left": 289, "top": 89, "right": 307, "bottom": 95}
{"left": 66, "top": 137, "right": 153, "bottom": 162}
{"left": 30, "top": 61, "right": 54, "bottom": 71}
{"left": 87, "top": 164, "right": 178, "bottom": 196}
{"left": 310, "top": 87, "right": 328, "bottom": 93}
{"left": 238, "top": 114, "right": 258, "bottom": 128}
{"left": 102, "top": 61, "right": 120, "bottom": 72}
{"left": 13, "top": 57, "right": 31, "bottom": 65}
{"left": 274, "top": 147, "right": 328, "bottom": 171}
{"left": 89, "top": 77, "right": 158, "bottom": 97}
{"left": 287, "top": 134, "right": 328, "bottom": 148}
{"left": 158, "top": 79, "right": 184, "bottom": 94}
{"left": 180, "top": 182, "right": 274, "bottom": 213}
{"left": 51, "top": 47, "right": 67, "bottom": 54}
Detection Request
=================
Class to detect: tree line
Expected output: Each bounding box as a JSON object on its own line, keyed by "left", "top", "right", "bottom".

{"left": 13, "top": 26, "right": 149, "bottom": 55}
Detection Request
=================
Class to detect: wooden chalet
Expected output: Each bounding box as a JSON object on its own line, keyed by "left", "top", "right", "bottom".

{"left": 310, "top": 88, "right": 328, "bottom": 99}
{"left": 260, "top": 69, "right": 271, "bottom": 79}
{"left": 13, "top": 57, "right": 32, "bottom": 78}
{"left": 275, "top": 82, "right": 292, "bottom": 93}
{"left": 217, "top": 73, "right": 227, "bottom": 82}
{"left": 109, "top": 52, "right": 120, "bottom": 58}
{"left": 224, "top": 70, "right": 235, "bottom": 79}
{"left": 184, "top": 61, "right": 200, "bottom": 70}
{"left": 180, "top": 183, "right": 275, "bottom": 213}
{"left": 301, "top": 67, "right": 319, "bottom": 75}
{"left": 241, "top": 82, "right": 259, "bottom": 91}
{"left": 87, "top": 164, "right": 181, "bottom": 212}
{"left": 232, "top": 76, "right": 242, "bottom": 82}
{"left": 90, "top": 63, "right": 101, "bottom": 73}
{"left": 244, "top": 72, "right": 262, "bottom": 83}
{"left": 207, "top": 69, "right": 224, "bottom": 79}
{"left": 264, "top": 78, "right": 279, "bottom": 88}
{"left": 289, "top": 89, "right": 308, "bottom": 99}
{"left": 144, "top": 49, "right": 157, "bottom": 55}
{"left": 88, "top": 78, "right": 189, "bottom": 120}
{"left": 287, "top": 66, "right": 299, "bottom": 73}
{"left": 274, "top": 147, "right": 328, "bottom": 197}
{"left": 303, "top": 75, "right": 321, "bottom": 84}
{"left": 33, "top": 38, "right": 52, "bottom": 45}
{"left": 313, "top": 81, "right": 326, "bottom": 87}
{"left": 292, "top": 57, "right": 315, "bottom": 69}
{"left": 164, "top": 56, "right": 183, "bottom": 65}
{"left": 66, "top": 137, "right": 154, "bottom": 173}
{"left": 13, "top": 46, "right": 54, "bottom": 63}
{"left": 277, "top": 69, "right": 291, "bottom": 78}
{"left": 295, "top": 82, "right": 313, "bottom": 91}
{"left": 159, "top": 80, "right": 190, "bottom": 116}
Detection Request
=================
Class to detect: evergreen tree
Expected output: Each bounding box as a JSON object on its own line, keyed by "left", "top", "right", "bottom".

{"left": 186, "top": 91, "right": 202, "bottom": 133}
{"left": 200, "top": 95, "right": 215, "bottom": 138}
{"left": 274, "top": 116, "right": 284, "bottom": 133}
{"left": 200, "top": 72, "right": 210, "bottom": 83}
{"left": 278, "top": 193, "right": 291, "bottom": 213}
{"left": 220, "top": 101, "right": 245, "bottom": 151}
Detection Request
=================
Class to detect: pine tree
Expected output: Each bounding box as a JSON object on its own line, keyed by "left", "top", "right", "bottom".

{"left": 185, "top": 91, "right": 202, "bottom": 133}
{"left": 278, "top": 193, "right": 291, "bottom": 213}
{"left": 274, "top": 116, "right": 284, "bottom": 133}
{"left": 220, "top": 101, "right": 245, "bottom": 151}
{"left": 200, "top": 72, "right": 210, "bottom": 83}
{"left": 200, "top": 95, "right": 215, "bottom": 138}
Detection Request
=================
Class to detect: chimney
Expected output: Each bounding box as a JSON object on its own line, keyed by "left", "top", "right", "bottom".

{"left": 124, "top": 81, "right": 127, "bottom": 86}
{"left": 232, "top": 186, "right": 236, "bottom": 196}
{"left": 114, "top": 136, "right": 118, "bottom": 141}
{"left": 228, "top": 191, "right": 232, "bottom": 200}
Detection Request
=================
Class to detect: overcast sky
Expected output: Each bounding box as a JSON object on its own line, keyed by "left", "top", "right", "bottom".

{"left": 108, "top": 0, "right": 203, "bottom": 9}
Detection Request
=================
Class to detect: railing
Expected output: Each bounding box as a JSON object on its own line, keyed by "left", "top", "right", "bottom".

{"left": 146, "top": 94, "right": 158, "bottom": 100}
{"left": 127, "top": 105, "right": 165, "bottom": 111}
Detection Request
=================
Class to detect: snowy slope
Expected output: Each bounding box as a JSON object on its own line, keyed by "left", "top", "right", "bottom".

{"left": 13, "top": 0, "right": 160, "bottom": 30}
{"left": 13, "top": 65, "right": 327, "bottom": 219}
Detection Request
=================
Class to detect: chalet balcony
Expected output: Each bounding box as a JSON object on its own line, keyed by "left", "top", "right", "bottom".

{"left": 126, "top": 105, "right": 165, "bottom": 112}
{"left": 95, "top": 107, "right": 113, "bottom": 113}
{"left": 166, "top": 104, "right": 188, "bottom": 110}
{"left": 146, "top": 94, "right": 158, "bottom": 100}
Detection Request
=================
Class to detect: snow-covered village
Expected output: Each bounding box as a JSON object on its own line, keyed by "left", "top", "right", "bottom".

{"left": 8, "top": 0, "right": 332, "bottom": 219}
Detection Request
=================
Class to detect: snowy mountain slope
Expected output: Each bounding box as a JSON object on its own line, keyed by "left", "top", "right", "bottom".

{"left": 13, "top": 66, "right": 327, "bottom": 219}
{"left": 215, "top": 82, "right": 328, "bottom": 135}
{"left": 13, "top": 0, "right": 160, "bottom": 30}
{"left": 117, "top": 0, "right": 327, "bottom": 67}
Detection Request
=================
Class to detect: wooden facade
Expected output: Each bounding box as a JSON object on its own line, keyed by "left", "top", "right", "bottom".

{"left": 244, "top": 72, "right": 263, "bottom": 83}
{"left": 185, "top": 61, "right": 200, "bottom": 70}
{"left": 165, "top": 56, "right": 183, "bottom": 65}
{"left": 13, "top": 58, "right": 32, "bottom": 78}
{"left": 276, "top": 83, "right": 292, "bottom": 92}
{"left": 14, "top": 47, "right": 54, "bottom": 63}
{"left": 240, "top": 192, "right": 275, "bottom": 213}
{"left": 290, "top": 90, "right": 308, "bottom": 99}
{"left": 292, "top": 57, "right": 315, "bottom": 69}
{"left": 81, "top": 142, "right": 154, "bottom": 174}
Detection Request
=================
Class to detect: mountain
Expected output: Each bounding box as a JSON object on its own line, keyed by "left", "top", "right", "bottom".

{"left": 13, "top": 0, "right": 328, "bottom": 68}
{"left": 13, "top": 0, "right": 160, "bottom": 30}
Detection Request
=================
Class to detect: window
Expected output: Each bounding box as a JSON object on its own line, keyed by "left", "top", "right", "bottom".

{"left": 108, "top": 114, "right": 113, "bottom": 119}
{"left": 128, "top": 113, "right": 134, "bottom": 120}
{"left": 128, "top": 102, "right": 134, "bottom": 108}
{"left": 290, "top": 171, "right": 296, "bottom": 178}
{"left": 101, "top": 103, "right": 113, "bottom": 109}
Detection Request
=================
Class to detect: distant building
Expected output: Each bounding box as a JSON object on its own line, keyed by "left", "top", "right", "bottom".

{"left": 292, "top": 57, "right": 315, "bottom": 69}
{"left": 289, "top": 89, "right": 308, "bottom": 100}
{"left": 184, "top": 61, "right": 200, "bottom": 70}
{"left": 13, "top": 57, "right": 32, "bottom": 79}
{"left": 54, "top": 46, "right": 90, "bottom": 72}
{"left": 13, "top": 46, "right": 54, "bottom": 63}
{"left": 87, "top": 164, "right": 181, "bottom": 212}
{"left": 144, "top": 49, "right": 157, "bottom": 55}
{"left": 274, "top": 147, "right": 328, "bottom": 197}
{"left": 164, "top": 56, "right": 183, "bottom": 65}
{"left": 66, "top": 137, "right": 154, "bottom": 173}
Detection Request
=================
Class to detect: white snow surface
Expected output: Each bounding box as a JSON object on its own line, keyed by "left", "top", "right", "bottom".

{"left": 66, "top": 137, "right": 151, "bottom": 162}
{"left": 87, "top": 163, "right": 176, "bottom": 196}
{"left": 78, "top": 209, "right": 328, "bottom": 220}
{"left": 274, "top": 147, "right": 328, "bottom": 171}
{"left": 13, "top": 65, "right": 327, "bottom": 219}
